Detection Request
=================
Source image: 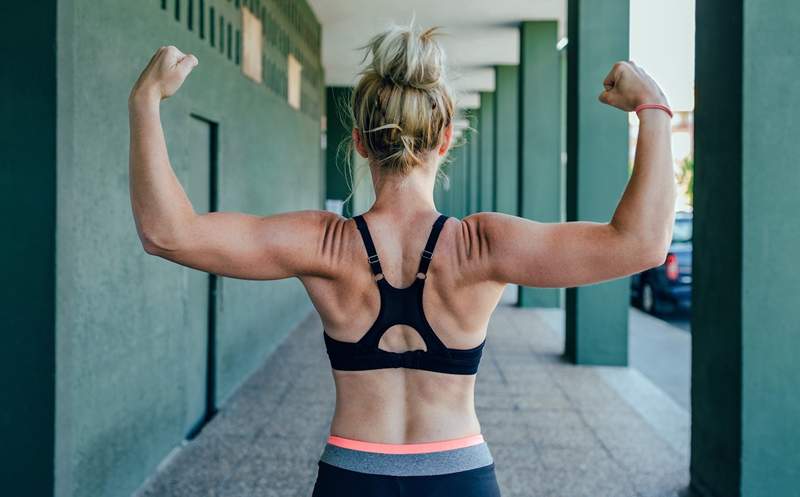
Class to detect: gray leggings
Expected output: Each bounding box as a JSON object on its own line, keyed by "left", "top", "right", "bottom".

{"left": 311, "top": 441, "right": 502, "bottom": 496}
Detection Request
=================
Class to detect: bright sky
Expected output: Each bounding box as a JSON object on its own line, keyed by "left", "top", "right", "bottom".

{"left": 630, "top": 0, "right": 695, "bottom": 111}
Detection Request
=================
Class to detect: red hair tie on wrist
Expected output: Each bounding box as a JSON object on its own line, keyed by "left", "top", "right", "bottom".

{"left": 634, "top": 103, "right": 673, "bottom": 118}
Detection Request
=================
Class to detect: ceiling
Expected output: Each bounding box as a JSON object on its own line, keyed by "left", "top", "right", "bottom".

{"left": 307, "top": 0, "right": 566, "bottom": 107}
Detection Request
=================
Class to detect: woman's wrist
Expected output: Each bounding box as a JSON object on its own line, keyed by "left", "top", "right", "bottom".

{"left": 634, "top": 103, "right": 673, "bottom": 119}
{"left": 128, "top": 86, "right": 161, "bottom": 110}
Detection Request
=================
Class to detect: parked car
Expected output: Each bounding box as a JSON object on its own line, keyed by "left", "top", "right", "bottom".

{"left": 631, "top": 212, "right": 692, "bottom": 315}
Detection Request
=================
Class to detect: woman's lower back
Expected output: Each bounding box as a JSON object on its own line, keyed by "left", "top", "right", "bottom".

{"left": 328, "top": 368, "right": 482, "bottom": 443}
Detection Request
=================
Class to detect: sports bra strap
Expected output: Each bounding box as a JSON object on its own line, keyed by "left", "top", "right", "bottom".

{"left": 417, "top": 214, "right": 448, "bottom": 276}
{"left": 353, "top": 214, "right": 383, "bottom": 276}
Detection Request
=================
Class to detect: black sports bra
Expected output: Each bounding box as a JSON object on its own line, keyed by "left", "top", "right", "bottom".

{"left": 322, "top": 213, "right": 485, "bottom": 375}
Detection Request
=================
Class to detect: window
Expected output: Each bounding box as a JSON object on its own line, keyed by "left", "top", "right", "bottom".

{"left": 287, "top": 53, "right": 302, "bottom": 110}
{"left": 241, "top": 7, "right": 262, "bottom": 82}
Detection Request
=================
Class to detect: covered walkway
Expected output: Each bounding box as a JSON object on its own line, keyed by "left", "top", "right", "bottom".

{"left": 6, "top": 1, "right": 799, "bottom": 496}
{"left": 137, "top": 290, "right": 689, "bottom": 497}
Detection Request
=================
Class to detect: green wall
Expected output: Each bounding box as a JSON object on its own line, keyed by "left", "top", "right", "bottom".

{"left": 494, "top": 65, "right": 520, "bottom": 216}
{"left": 517, "top": 21, "right": 562, "bottom": 309}
{"left": 0, "top": 2, "right": 57, "bottom": 495}
{"left": 692, "top": 1, "right": 800, "bottom": 496}
{"left": 325, "top": 86, "right": 354, "bottom": 216}
{"left": 564, "top": 0, "right": 630, "bottom": 365}
{"left": 740, "top": 1, "right": 800, "bottom": 493}
{"left": 350, "top": 151, "right": 376, "bottom": 215}
{"left": 51, "top": 2, "right": 324, "bottom": 497}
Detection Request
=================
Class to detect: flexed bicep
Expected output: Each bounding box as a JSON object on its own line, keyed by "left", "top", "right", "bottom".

{"left": 466, "top": 60, "right": 674, "bottom": 289}
{"left": 127, "top": 48, "right": 345, "bottom": 281}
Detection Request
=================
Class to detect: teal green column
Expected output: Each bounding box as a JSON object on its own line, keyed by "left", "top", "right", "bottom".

{"left": 517, "top": 21, "right": 562, "bottom": 309}
{"left": 434, "top": 180, "right": 446, "bottom": 213}
{"left": 451, "top": 146, "right": 461, "bottom": 218}
{"left": 692, "top": 1, "right": 800, "bottom": 496}
{"left": 0, "top": 2, "right": 56, "bottom": 496}
{"left": 467, "top": 112, "right": 480, "bottom": 214}
{"left": 455, "top": 141, "right": 469, "bottom": 218}
{"left": 564, "top": 0, "right": 629, "bottom": 365}
{"left": 493, "top": 66, "right": 519, "bottom": 216}
{"left": 478, "top": 92, "right": 495, "bottom": 212}
{"left": 325, "top": 86, "right": 353, "bottom": 217}
{"left": 443, "top": 140, "right": 468, "bottom": 218}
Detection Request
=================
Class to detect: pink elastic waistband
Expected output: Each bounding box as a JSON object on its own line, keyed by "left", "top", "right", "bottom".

{"left": 326, "top": 433, "right": 485, "bottom": 454}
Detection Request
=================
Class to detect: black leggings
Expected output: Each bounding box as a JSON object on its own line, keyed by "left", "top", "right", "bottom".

{"left": 311, "top": 460, "right": 502, "bottom": 497}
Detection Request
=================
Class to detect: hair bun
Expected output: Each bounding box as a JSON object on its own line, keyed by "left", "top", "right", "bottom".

{"left": 361, "top": 24, "right": 446, "bottom": 91}
{"left": 349, "top": 22, "right": 455, "bottom": 173}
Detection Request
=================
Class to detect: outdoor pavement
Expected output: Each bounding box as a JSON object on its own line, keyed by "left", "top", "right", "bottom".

{"left": 629, "top": 308, "right": 692, "bottom": 410}
{"left": 137, "top": 288, "right": 690, "bottom": 497}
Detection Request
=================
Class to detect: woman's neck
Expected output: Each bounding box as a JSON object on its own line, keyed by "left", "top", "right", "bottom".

{"left": 368, "top": 160, "right": 439, "bottom": 217}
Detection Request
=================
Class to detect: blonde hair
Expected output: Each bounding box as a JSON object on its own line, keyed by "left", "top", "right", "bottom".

{"left": 349, "top": 23, "right": 455, "bottom": 174}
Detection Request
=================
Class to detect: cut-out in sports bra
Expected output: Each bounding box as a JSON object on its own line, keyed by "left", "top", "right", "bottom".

{"left": 322, "top": 213, "right": 485, "bottom": 375}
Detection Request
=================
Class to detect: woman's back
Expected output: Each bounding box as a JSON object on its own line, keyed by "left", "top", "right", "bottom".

{"left": 300, "top": 210, "right": 506, "bottom": 443}
{"left": 129, "top": 20, "right": 674, "bottom": 497}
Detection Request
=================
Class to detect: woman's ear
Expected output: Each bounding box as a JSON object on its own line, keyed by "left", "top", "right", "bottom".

{"left": 352, "top": 128, "right": 369, "bottom": 159}
{"left": 437, "top": 123, "right": 454, "bottom": 156}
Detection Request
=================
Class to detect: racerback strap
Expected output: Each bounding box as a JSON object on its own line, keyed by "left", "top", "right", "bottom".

{"left": 353, "top": 214, "right": 383, "bottom": 276}
{"left": 417, "top": 214, "right": 448, "bottom": 276}
{"left": 353, "top": 213, "right": 449, "bottom": 278}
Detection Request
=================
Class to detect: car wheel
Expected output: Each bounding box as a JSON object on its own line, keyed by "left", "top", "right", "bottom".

{"left": 642, "top": 282, "right": 657, "bottom": 315}
{"left": 632, "top": 280, "right": 644, "bottom": 309}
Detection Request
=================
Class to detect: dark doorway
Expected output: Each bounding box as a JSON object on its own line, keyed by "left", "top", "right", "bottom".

{"left": 183, "top": 114, "right": 219, "bottom": 440}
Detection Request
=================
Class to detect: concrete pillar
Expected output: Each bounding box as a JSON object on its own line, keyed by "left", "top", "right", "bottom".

{"left": 478, "top": 92, "right": 495, "bottom": 212}
{"left": 455, "top": 132, "right": 467, "bottom": 218}
{"left": 468, "top": 112, "right": 480, "bottom": 214}
{"left": 0, "top": 2, "right": 57, "bottom": 495}
{"left": 691, "top": 1, "right": 800, "bottom": 496}
{"left": 517, "top": 21, "right": 562, "bottom": 309}
{"left": 564, "top": 0, "right": 629, "bottom": 365}
{"left": 493, "top": 65, "right": 519, "bottom": 216}
{"left": 325, "top": 86, "right": 353, "bottom": 217}
{"left": 443, "top": 140, "right": 467, "bottom": 218}
{"left": 455, "top": 142, "right": 469, "bottom": 218}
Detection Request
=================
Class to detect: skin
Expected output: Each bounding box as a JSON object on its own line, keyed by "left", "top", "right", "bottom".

{"left": 129, "top": 46, "right": 675, "bottom": 444}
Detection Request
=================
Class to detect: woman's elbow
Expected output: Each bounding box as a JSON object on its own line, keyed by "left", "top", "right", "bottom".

{"left": 140, "top": 237, "right": 162, "bottom": 255}
{"left": 638, "top": 242, "right": 669, "bottom": 271}
{"left": 138, "top": 229, "right": 180, "bottom": 256}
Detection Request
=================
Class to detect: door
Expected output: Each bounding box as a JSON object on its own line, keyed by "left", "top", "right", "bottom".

{"left": 182, "top": 115, "right": 219, "bottom": 439}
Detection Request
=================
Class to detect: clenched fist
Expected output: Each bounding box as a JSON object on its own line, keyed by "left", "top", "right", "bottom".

{"left": 129, "top": 46, "right": 198, "bottom": 103}
{"left": 598, "top": 61, "right": 667, "bottom": 112}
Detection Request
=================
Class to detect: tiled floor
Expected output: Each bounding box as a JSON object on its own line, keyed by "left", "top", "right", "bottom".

{"left": 137, "top": 295, "right": 690, "bottom": 497}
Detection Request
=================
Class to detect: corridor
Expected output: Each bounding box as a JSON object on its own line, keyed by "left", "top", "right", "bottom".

{"left": 137, "top": 292, "right": 689, "bottom": 497}
{"left": 8, "top": 1, "right": 797, "bottom": 496}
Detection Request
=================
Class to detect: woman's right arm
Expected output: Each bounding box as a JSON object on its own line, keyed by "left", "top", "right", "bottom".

{"left": 129, "top": 46, "right": 342, "bottom": 281}
{"left": 461, "top": 61, "right": 676, "bottom": 288}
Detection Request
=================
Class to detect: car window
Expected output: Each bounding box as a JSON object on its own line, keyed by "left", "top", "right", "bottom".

{"left": 672, "top": 219, "right": 692, "bottom": 243}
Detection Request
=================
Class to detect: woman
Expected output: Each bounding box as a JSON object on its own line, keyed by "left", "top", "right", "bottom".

{"left": 129, "top": 24, "right": 674, "bottom": 497}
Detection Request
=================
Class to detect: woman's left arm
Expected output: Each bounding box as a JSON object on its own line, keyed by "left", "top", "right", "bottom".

{"left": 129, "top": 46, "right": 339, "bottom": 280}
